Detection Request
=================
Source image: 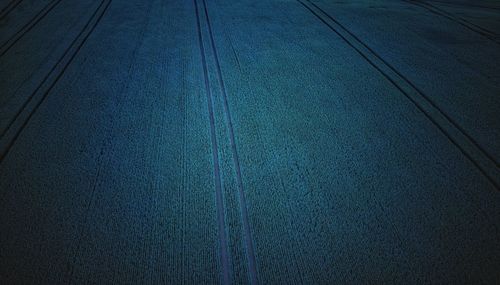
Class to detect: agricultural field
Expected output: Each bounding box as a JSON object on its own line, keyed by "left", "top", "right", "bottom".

{"left": 0, "top": 0, "right": 499, "bottom": 283}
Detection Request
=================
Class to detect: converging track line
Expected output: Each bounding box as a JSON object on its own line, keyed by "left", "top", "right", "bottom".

{"left": 0, "top": 0, "right": 22, "bottom": 21}
{"left": 298, "top": 0, "right": 500, "bottom": 189}
{"left": 305, "top": 0, "right": 499, "bottom": 167}
{"left": 0, "top": 0, "right": 112, "bottom": 162}
{"left": 0, "top": 0, "right": 64, "bottom": 57}
{"left": 0, "top": 0, "right": 16, "bottom": 15}
{"left": 426, "top": 0, "right": 500, "bottom": 11}
{"left": 193, "top": 0, "right": 231, "bottom": 284}
{"left": 201, "top": 0, "right": 258, "bottom": 284}
{"left": 403, "top": 0, "right": 499, "bottom": 44}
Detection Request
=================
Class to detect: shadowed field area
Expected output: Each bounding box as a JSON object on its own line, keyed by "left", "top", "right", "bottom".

{"left": 0, "top": 0, "right": 499, "bottom": 284}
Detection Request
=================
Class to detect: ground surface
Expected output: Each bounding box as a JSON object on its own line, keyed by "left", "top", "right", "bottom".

{"left": 0, "top": 0, "right": 499, "bottom": 284}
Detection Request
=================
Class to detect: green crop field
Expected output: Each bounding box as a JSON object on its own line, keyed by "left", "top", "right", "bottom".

{"left": 0, "top": 0, "right": 499, "bottom": 283}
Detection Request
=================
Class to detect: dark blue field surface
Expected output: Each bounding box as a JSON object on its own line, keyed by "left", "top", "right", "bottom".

{"left": 0, "top": 0, "right": 499, "bottom": 283}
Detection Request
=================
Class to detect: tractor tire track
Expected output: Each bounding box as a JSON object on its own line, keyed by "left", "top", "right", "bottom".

{"left": 193, "top": 0, "right": 231, "bottom": 283}
{"left": 0, "top": 0, "right": 64, "bottom": 58}
{"left": 298, "top": 0, "right": 500, "bottom": 189}
{"left": 201, "top": 0, "right": 258, "bottom": 284}
{"left": 403, "top": 0, "right": 500, "bottom": 44}
{"left": 0, "top": 0, "right": 111, "bottom": 162}
{"left": 0, "top": 0, "right": 22, "bottom": 21}
{"left": 426, "top": 0, "right": 500, "bottom": 11}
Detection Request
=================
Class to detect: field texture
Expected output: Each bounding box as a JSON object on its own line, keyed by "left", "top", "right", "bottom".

{"left": 0, "top": 0, "right": 499, "bottom": 284}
